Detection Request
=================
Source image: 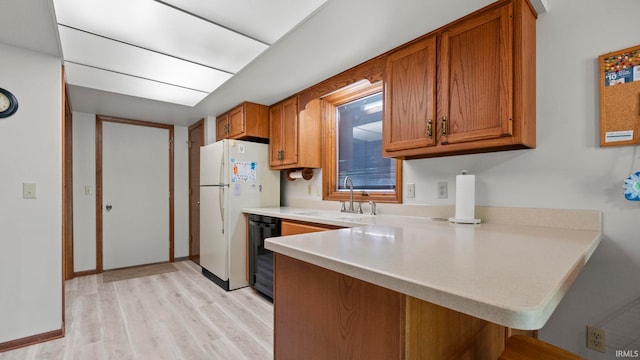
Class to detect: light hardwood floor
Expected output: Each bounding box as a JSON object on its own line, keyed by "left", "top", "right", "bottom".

{"left": 0, "top": 261, "right": 274, "bottom": 360}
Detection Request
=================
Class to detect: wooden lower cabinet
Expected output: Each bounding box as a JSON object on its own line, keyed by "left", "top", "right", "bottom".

{"left": 274, "top": 254, "right": 405, "bottom": 360}
{"left": 281, "top": 219, "right": 342, "bottom": 235}
{"left": 273, "top": 254, "right": 534, "bottom": 360}
{"left": 406, "top": 298, "right": 508, "bottom": 359}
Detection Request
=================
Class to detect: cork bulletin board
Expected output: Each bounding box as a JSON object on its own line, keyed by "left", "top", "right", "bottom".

{"left": 599, "top": 44, "right": 640, "bottom": 147}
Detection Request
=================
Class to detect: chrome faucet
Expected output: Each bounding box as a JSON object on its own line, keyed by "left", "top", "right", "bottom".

{"left": 343, "top": 176, "right": 355, "bottom": 213}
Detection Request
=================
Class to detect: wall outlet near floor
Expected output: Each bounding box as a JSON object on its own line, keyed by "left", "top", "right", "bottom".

{"left": 586, "top": 325, "right": 606, "bottom": 353}
{"left": 437, "top": 182, "right": 448, "bottom": 199}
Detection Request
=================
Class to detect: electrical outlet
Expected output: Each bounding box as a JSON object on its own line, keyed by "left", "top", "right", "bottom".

{"left": 437, "top": 182, "right": 448, "bottom": 199}
{"left": 587, "top": 325, "right": 606, "bottom": 353}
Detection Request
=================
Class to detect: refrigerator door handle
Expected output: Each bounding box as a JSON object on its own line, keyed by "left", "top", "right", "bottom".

{"left": 218, "top": 147, "right": 225, "bottom": 234}
{"left": 219, "top": 186, "right": 224, "bottom": 234}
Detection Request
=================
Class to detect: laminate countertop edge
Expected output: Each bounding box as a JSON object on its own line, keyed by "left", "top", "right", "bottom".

{"left": 245, "top": 206, "right": 603, "bottom": 330}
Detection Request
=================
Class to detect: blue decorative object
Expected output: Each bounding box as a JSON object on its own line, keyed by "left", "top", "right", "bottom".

{"left": 624, "top": 171, "right": 640, "bottom": 201}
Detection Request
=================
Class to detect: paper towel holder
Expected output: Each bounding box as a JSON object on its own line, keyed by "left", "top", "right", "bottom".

{"left": 286, "top": 168, "right": 314, "bottom": 181}
{"left": 449, "top": 170, "right": 481, "bottom": 224}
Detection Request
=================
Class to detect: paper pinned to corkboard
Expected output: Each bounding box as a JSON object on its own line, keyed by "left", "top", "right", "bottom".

{"left": 599, "top": 45, "right": 640, "bottom": 147}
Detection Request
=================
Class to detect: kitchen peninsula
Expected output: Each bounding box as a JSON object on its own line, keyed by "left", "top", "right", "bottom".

{"left": 244, "top": 207, "right": 602, "bottom": 359}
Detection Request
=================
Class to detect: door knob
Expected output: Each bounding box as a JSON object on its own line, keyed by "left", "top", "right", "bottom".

{"left": 197, "top": 201, "right": 200, "bottom": 205}
{"left": 106, "top": 204, "right": 113, "bottom": 211}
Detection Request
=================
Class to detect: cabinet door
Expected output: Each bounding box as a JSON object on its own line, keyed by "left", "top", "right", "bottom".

{"left": 270, "top": 97, "right": 299, "bottom": 168}
{"left": 438, "top": 2, "right": 513, "bottom": 145}
{"left": 227, "top": 105, "right": 246, "bottom": 138}
{"left": 269, "top": 103, "right": 284, "bottom": 166}
{"left": 280, "top": 97, "right": 299, "bottom": 166}
{"left": 383, "top": 36, "right": 437, "bottom": 153}
{"left": 216, "top": 113, "right": 228, "bottom": 141}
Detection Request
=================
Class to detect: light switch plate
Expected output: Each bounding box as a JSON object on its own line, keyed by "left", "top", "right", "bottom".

{"left": 407, "top": 183, "right": 415, "bottom": 198}
{"left": 84, "top": 186, "right": 93, "bottom": 196}
{"left": 23, "top": 183, "right": 37, "bottom": 199}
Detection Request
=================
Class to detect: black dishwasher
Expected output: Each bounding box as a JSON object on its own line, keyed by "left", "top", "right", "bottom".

{"left": 248, "top": 214, "right": 280, "bottom": 299}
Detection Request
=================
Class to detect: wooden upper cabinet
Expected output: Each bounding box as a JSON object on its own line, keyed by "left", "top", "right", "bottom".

{"left": 227, "top": 105, "right": 246, "bottom": 138}
{"left": 438, "top": 2, "right": 513, "bottom": 146}
{"left": 269, "top": 96, "right": 322, "bottom": 169}
{"left": 383, "top": 0, "right": 536, "bottom": 159}
{"left": 383, "top": 36, "right": 437, "bottom": 155}
{"left": 215, "top": 113, "right": 228, "bottom": 142}
{"left": 270, "top": 96, "right": 298, "bottom": 167}
{"left": 215, "top": 102, "right": 269, "bottom": 142}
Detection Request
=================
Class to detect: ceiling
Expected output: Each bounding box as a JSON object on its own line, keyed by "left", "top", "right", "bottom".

{"left": 0, "top": 0, "right": 548, "bottom": 128}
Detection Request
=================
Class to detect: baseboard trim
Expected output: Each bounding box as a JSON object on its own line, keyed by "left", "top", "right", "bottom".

{"left": 0, "top": 328, "right": 64, "bottom": 353}
{"left": 174, "top": 256, "right": 189, "bottom": 262}
{"left": 73, "top": 269, "right": 97, "bottom": 278}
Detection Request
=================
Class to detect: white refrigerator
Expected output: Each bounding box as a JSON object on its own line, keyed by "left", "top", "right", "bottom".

{"left": 199, "top": 139, "right": 280, "bottom": 290}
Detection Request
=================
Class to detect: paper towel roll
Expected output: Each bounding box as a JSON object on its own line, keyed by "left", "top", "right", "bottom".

{"left": 288, "top": 170, "right": 304, "bottom": 179}
{"left": 286, "top": 168, "right": 314, "bottom": 181}
{"left": 449, "top": 172, "right": 481, "bottom": 224}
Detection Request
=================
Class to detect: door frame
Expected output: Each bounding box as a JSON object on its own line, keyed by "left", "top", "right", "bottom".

{"left": 188, "top": 119, "right": 204, "bottom": 262}
{"left": 95, "top": 115, "right": 175, "bottom": 273}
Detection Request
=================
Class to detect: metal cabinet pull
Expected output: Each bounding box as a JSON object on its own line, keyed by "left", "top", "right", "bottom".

{"left": 441, "top": 116, "right": 447, "bottom": 136}
{"left": 427, "top": 119, "right": 433, "bottom": 138}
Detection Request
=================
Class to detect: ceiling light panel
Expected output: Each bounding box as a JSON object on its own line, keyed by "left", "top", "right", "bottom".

{"left": 64, "top": 62, "right": 209, "bottom": 107}
{"left": 53, "top": 0, "right": 268, "bottom": 73}
{"left": 58, "top": 26, "right": 231, "bottom": 93}
{"left": 158, "top": 0, "right": 328, "bottom": 44}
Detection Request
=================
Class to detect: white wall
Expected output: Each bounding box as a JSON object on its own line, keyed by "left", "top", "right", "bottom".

{"left": 173, "top": 126, "right": 189, "bottom": 258}
{"left": 284, "top": 0, "right": 640, "bottom": 357}
{"left": 205, "top": 115, "right": 216, "bottom": 145}
{"left": 72, "top": 112, "right": 96, "bottom": 272}
{"left": 72, "top": 111, "right": 190, "bottom": 268}
{"left": 0, "top": 44, "right": 62, "bottom": 343}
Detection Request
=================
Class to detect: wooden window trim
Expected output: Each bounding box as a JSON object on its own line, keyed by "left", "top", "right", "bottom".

{"left": 322, "top": 81, "right": 402, "bottom": 204}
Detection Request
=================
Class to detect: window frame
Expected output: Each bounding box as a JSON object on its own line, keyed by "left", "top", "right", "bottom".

{"left": 321, "top": 80, "right": 402, "bottom": 204}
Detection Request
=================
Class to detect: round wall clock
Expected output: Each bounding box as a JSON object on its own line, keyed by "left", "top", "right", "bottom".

{"left": 0, "top": 88, "right": 19, "bottom": 118}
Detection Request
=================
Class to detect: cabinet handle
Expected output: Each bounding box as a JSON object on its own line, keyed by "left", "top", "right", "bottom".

{"left": 427, "top": 119, "right": 433, "bottom": 138}
{"left": 224, "top": 124, "right": 229, "bottom": 135}
{"left": 441, "top": 117, "right": 447, "bottom": 136}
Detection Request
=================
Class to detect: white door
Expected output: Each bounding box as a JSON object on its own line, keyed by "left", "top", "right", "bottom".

{"left": 102, "top": 122, "right": 170, "bottom": 270}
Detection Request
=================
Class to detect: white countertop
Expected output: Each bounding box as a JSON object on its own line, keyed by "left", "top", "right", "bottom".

{"left": 243, "top": 206, "right": 602, "bottom": 330}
